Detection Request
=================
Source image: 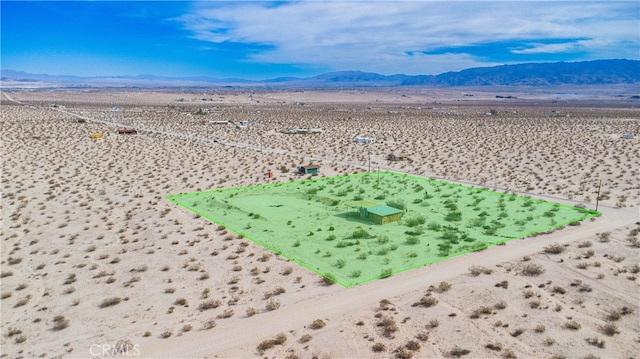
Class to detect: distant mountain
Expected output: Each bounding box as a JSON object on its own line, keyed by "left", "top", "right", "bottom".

{"left": 2, "top": 59, "right": 639, "bottom": 88}
{"left": 401, "top": 59, "right": 640, "bottom": 86}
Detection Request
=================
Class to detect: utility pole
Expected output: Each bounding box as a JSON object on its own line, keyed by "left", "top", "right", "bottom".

{"left": 368, "top": 147, "right": 371, "bottom": 173}
{"left": 595, "top": 179, "right": 602, "bottom": 212}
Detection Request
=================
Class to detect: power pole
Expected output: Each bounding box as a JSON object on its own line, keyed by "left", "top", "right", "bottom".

{"left": 595, "top": 179, "right": 602, "bottom": 212}
{"left": 368, "top": 148, "right": 371, "bottom": 173}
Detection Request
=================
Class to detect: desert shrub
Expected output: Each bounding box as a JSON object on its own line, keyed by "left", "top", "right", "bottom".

{"left": 510, "top": 328, "right": 525, "bottom": 337}
{"left": 494, "top": 301, "right": 507, "bottom": 310}
{"left": 372, "top": 342, "right": 387, "bottom": 352}
{"left": 437, "top": 281, "right": 452, "bottom": 293}
{"left": 52, "top": 315, "right": 70, "bottom": 331}
{"left": 203, "top": 318, "right": 216, "bottom": 330}
{"left": 413, "top": 295, "right": 438, "bottom": 308}
{"left": 246, "top": 307, "right": 257, "bottom": 317}
{"left": 405, "top": 340, "right": 420, "bottom": 351}
{"left": 470, "top": 306, "right": 493, "bottom": 319}
{"left": 564, "top": 320, "right": 581, "bottom": 330}
{"left": 349, "top": 228, "right": 371, "bottom": 239}
{"left": 468, "top": 266, "right": 493, "bottom": 276}
{"left": 386, "top": 198, "right": 406, "bottom": 210}
{"left": 543, "top": 243, "right": 565, "bottom": 254}
{"left": 405, "top": 236, "right": 420, "bottom": 245}
{"left": 310, "top": 319, "right": 326, "bottom": 329}
{"left": 405, "top": 216, "right": 426, "bottom": 227}
{"left": 99, "top": 297, "right": 122, "bottom": 308}
{"left": 449, "top": 347, "right": 471, "bottom": 357}
{"left": 182, "top": 324, "right": 192, "bottom": 332}
{"left": 376, "top": 315, "right": 398, "bottom": 338}
{"left": 173, "top": 298, "right": 188, "bottom": 306}
{"left": 265, "top": 298, "right": 281, "bottom": 311}
{"left": 521, "top": 263, "right": 545, "bottom": 276}
{"left": 428, "top": 319, "right": 439, "bottom": 328}
{"left": 606, "top": 309, "right": 622, "bottom": 321}
{"left": 161, "top": 330, "right": 172, "bottom": 338}
{"left": 534, "top": 325, "right": 546, "bottom": 333}
{"left": 600, "top": 323, "right": 619, "bottom": 336}
{"left": 216, "top": 309, "right": 234, "bottom": 319}
{"left": 198, "top": 299, "right": 221, "bottom": 311}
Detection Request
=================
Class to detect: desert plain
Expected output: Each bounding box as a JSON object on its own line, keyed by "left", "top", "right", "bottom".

{"left": 1, "top": 87, "right": 639, "bottom": 359}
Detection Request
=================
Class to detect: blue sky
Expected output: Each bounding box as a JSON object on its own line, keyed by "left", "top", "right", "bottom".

{"left": 2, "top": 1, "right": 638, "bottom": 79}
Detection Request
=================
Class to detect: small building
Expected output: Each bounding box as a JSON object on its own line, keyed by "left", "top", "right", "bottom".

{"left": 353, "top": 136, "right": 375, "bottom": 143}
{"left": 117, "top": 128, "right": 137, "bottom": 134}
{"left": 358, "top": 205, "right": 403, "bottom": 224}
{"left": 298, "top": 165, "right": 320, "bottom": 174}
{"left": 622, "top": 133, "right": 634, "bottom": 139}
{"left": 89, "top": 133, "right": 103, "bottom": 139}
{"left": 208, "top": 120, "right": 229, "bottom": 125}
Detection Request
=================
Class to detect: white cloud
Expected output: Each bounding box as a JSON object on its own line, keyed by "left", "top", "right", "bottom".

{"left": 177, "top": 1, "right": 639, "bottom": 74}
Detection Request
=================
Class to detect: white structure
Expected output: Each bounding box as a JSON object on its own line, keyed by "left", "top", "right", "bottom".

{"left": 622, "top": 133, "right": 634, "bottom": 139}
{"left": 353, "top": 136, "right": 375, "bottom": 143}
{"left": 208, "top": 120, "right": 230, "bottom": 125}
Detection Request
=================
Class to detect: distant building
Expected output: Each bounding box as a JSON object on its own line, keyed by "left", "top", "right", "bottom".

{"left": 298, "top": 165, "right": 320, "bottom": 174}
{"left": 208, "top": 120, "right": 229, "bottom": 125}
{"left": 117, "top": 128, "right": 137, "bottom": 134}
{"left": 353, "top": 136, "right": 375, "bottom": 143}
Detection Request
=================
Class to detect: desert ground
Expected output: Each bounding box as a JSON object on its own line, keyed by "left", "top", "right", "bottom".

{"left": 1, "top": 87, "right": 639, "bottom": 359}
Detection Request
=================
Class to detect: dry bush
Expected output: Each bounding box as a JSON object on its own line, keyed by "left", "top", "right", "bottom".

{"left": 412, "top": 294, "right": 438, "bottom": 308}
{"left": 468, "top": 266, "right": 493, "bottom": 276}
{"left": 198, "top": 299, "right": 221, "bottom": 311}
{"left": 99, "top": 297, "right": 122, "bottom": 308}
{"left": 494, "top": 301, "right": 507, "bottom": 310}
{"left": 470, "top": 305, "right": 493, "bottom": 319}
{"left": 600, "top": 323, "right": 620, "bottom": 336}
{"left": 405, "top": 340, "right": 421, "bottom": 351}
{"left": 309, "top": 319, "right": 326, "bottom": 329}
{"left": 534, "top": 325, "right": 546, "bottom": 333}
{"left": 510, "top": 328, "right": 525, "bottom": 337}
{"left": 449, "top": 347, "right": 471, "bottom": 357}
{"left": 376, "top": 315, "right": 398, "bottom": 338}
{"left": 521, "top": 263, "right": 545, "bottom": 276}
{"left": 298, "top": 334, "right": 312, "bottom": 344}
{"left": 428, "top": 319, "right": 439, "bottom": 328}
{"left": 216, "top": 309, "right": 234, "bottom": 319}
{"left": 372, "top": 342, "right": 387, "bottom": 352}
{"left": 564, "top": 320, "right": 581, "bottom": 330}
{"left": 161, "top": 330, "right": 172, "bottom": 338}
{"left": 52, "top": 315, "right": 70, "bottom": 331}
{"left": 174, "top": 298, "right": 188, "bottom": 306}
{"left": 437, "top": 281, "right": 452, "bottom": 293}
{"left": 543, "top": 243, "right": 565, "bottom": 254}
{"left": 265, "top": 298, "right": 281, "bottom": 311}
{"left": 246, "top": 307, "right": 257, "bottom": 317}
{"left": 202, "top": 318, "right": 216, "bottom": 330}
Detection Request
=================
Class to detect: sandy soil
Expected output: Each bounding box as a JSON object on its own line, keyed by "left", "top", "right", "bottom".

{"left": 1, "top": 88, "right": 638, "bottom": 359}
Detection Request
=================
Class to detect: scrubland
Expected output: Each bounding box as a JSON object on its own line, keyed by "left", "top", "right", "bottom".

{"left": 1, "top": 88, "right": 638, "bottom": 358}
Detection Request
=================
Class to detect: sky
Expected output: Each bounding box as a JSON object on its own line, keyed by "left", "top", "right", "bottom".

{"left": 1, "top": 1, "right": 638, "bottom": 79}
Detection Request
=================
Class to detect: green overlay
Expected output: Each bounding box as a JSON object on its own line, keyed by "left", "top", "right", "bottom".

{"left": 167, "top": 172, "right": 599, "bottom": 287}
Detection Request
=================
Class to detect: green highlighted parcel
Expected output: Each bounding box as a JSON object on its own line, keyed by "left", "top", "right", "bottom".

{"left": 167, "top": 172, "right": 599, "bottom": 287}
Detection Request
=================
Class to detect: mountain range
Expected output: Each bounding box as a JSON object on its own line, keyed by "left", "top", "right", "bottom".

{"left": 2, "top": 59, "right": 639, "bottom": 88}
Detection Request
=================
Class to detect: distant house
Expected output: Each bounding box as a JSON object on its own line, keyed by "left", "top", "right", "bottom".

{"left": 298, "top": 165, "right": 320, "bottom": 174}
{"left": 358, "top": 205, "right": 403, "bottom": 224}
{"left": 117, "top": 128, "right": 137, "bottom": 134}
{"left": 622, "top": 133, "right": 634, "bottom": 139}
{"left": 208, "top": 120, "right": 229, "bottom": 125}
{"left": 353, "top": 136, "right": 375, "bottom": 143}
